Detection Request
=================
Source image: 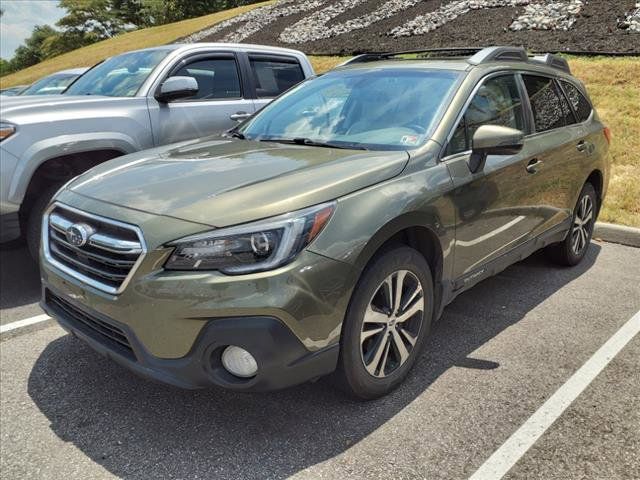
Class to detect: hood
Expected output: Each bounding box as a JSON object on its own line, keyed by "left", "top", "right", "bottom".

{"left": 0, "top": 95, "right": 130, "bottom": 119}
{"left": 68, "top": 138, "right": 409, "bottom": 227}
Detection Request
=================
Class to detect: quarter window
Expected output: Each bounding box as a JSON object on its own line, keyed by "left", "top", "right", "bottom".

{"left": 249, "top": 56, "right": 305, "bottom": 98}
{"left": 171, "top": 58, "right": 241, "bottom": 100}
{"left": 446, "top": 75, "right": 525, "bottom": 156}
{"left": 522, "top": 75, "right": 567, "bottom": 132}
{"left": 561, "top": 80, "right": 593, "bottom": 122}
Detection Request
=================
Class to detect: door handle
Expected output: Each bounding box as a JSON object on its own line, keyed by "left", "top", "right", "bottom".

{"left": 576, "top": 140, "right": 588, "bottom": 152}
{"left": 526, "top": 158, "right": 543, "bottom": 174}
{"left": 230, "top": 111, "right": 252, "bottom": 122}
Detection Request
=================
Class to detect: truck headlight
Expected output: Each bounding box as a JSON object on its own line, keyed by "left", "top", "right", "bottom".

{"left": 165, "top": 202, "right": 335, "bottom": 273}
{"left": 0, "top": 122, "right": 16, "bottom": 141}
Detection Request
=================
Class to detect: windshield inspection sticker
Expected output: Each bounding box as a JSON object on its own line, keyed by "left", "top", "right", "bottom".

{"left": 401, "top": 135, "right": 420, "bottom": 146}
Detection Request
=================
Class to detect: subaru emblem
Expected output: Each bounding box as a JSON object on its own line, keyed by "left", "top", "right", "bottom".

{"left": 66, "top": 223, "right": 92, "bottom": 247}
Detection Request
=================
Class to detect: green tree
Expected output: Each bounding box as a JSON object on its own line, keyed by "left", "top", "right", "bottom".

{"left": 0, "top": 58, "right": 11, "bottom": 77}
{"left": 8, "top": 25, "right": 60, "bottom": 71}
{"left": 57, "top": 0, "right": 129, "bottom": 41}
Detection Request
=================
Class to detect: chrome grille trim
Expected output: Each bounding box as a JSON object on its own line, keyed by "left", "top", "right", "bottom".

{"left": 43, "top": 202, "right": 147, "bottom": 295}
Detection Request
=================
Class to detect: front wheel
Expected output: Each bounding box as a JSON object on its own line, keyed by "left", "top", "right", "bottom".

{"left": 546, "top": 182, "right": 597, "bottom": 266}
{"left": 26, "top": 183, "right": 65, "bottom": 260}
{"left": 336, "top": 246, "right": 434, "bottom": 400}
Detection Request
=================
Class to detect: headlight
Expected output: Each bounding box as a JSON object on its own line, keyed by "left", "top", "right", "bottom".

{"left": 165, "top": 202, "right": 335, "bottom": 273}
{"left": 0, "top": 122, "right": 16, "bottom": 141}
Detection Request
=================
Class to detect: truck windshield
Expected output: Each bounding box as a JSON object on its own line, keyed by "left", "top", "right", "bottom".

{"left": 65, "top": 49, "right": 171, "bottom": 97}
{"left": 239, "top": 68, "right": 461, "bottom": 151}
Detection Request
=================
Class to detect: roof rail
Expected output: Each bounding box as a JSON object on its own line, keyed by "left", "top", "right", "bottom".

{"left": 468, "top": 46, "right": 528, "bottom": 64}
{"left": 338, "top": 47, "right": 484, "bottom": 66}
{"left": 339, "top": 46, "right": 572, "bottom": 74}
{"left": 530, "top": 53, "right": 571, "bottom": 74}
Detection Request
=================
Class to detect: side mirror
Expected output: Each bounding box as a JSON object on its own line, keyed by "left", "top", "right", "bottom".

{"left": 155, "top": 76, "right": 198, "bottom": 103}
{"left": 468, "top": 125, "right": 524, "bottom": 173}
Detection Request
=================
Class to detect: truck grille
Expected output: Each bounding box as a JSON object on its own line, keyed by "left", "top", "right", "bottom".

{"left": 45, "top": 290, "right": 135, "bottom": 360}
{"left": 44, "top": 203, "right": 146, "bottom": 294}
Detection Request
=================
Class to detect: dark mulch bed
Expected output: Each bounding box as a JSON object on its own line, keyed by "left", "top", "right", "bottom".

{"left": 196, "top": 0, "right": 640, "bottom": 55}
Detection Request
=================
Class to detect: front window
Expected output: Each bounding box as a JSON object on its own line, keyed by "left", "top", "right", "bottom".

{"left": 20, "top": 73, "right": 79, "bottom": 95}
{"left": 239, "top": 68, "right": 461, "bottom": 151}
{"left": 65, "top": 49, "right": 171, "bottom": 97}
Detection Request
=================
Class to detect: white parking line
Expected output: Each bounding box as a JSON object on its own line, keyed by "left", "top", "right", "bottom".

{"left": 0, "top": 314, "right": 51, "bottom": 334}
{"left": 469, "top": 309, "right": 640, "bottom": 480}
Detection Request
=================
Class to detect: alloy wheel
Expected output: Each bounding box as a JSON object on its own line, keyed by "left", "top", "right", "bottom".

{"left": 360, "top": 270, "right": 424, "bottom": 378}
{"left": 571, "top": 194, "right": 594, "bottom": 255}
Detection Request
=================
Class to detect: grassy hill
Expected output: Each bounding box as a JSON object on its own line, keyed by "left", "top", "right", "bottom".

{"left": 0, "top": 3, "right": 637, "bottom": 227}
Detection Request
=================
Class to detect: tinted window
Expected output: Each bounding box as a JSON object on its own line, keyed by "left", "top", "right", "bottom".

{"left": 523, "top": 75, "right": 566, "bottom": 132}
{"left": 561, "top": 80, "right": 592, "bottom": 122}
{"left": 172, "top": 58, "right": 241, "bottom": 100}
{"left": 250, "top": 57, "right": 305, "bottom": 98}
{"left": 447, "top": 75, "right": 525, "bottom": 155}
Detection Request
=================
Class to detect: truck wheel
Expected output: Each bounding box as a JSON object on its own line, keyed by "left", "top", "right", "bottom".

{"left": 26, "top": 183, "right": 64, "bottom": 261}
{"left": 336, "top": 246, "right": 434, "bottom": 400}
{"left": 546, "top": 182, "right": 597, "bottom": 267}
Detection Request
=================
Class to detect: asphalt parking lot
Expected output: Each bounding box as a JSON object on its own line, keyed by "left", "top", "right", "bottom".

{"left": 1, "top": 240, "right": 638, "bottom": 480}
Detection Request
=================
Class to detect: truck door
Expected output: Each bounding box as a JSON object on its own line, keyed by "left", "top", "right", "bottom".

{"left": 147, "top": 53, "right": 255, "bottom": 145}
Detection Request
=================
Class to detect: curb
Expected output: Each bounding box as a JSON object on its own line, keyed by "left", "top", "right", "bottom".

{"left": 594, "top": 222, "right": 640, "bottom": 248}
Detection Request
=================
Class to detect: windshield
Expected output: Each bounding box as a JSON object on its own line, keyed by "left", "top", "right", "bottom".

{"left": 20, "top": 73, "right": 79, "bottom": 96}
{"left": 65, "top": 49, "right": 171, "bottom": 97}
{"left": 239, "top": 68, "right": 461, "bottom": 151}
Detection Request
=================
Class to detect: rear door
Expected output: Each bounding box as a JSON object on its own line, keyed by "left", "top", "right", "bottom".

{"left": 246, "top": 54, "right": 307, "bottom": 113}
{"left": 147, "top": 53, "right": 256, "bottom": 145}
{"left": 443, "top": 73, "right": 539, "bottom": 280}
{"left": 519, "top": 74, "right": 586, "bottom": 235}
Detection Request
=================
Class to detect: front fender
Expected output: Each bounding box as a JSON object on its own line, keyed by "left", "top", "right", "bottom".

{"left": 8, "top": 132, "right": 140, "bottom": 204}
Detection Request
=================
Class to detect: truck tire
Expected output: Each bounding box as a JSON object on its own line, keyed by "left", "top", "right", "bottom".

{"left": 26, "top": 183, "right": 64, "bottom": 261}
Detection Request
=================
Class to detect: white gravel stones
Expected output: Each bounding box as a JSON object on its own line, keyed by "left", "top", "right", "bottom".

{"left": 389, "top": 0, "right": 529, "bottom": 37}
{"left": 184, "top": 0, "right": 638, "bottom": 44}
{"left": 510, "top": 0, "right": 584, "bottom": 31}
{"left": 618, "top": 2, "right": 640, "bottom": 33}
{"left": 183, "top": 0, "right": 328, "bottom": 44}
{"left": 279, "top": 0, "right": 425, "bottom": 44}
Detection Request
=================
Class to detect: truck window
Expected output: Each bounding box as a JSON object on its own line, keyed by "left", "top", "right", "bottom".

{"left": 249, "top": 56, "right": 305, "bottom": 99}
{"left": 172, "top": 58, "right": 242, "bottom": 100}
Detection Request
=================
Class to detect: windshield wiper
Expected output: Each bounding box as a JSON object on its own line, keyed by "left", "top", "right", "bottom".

{"left": 260, "top": 137, "right": 367, "bottom": 150}
{"left": 224, "top": 130, "right": 245, "bottom": 140}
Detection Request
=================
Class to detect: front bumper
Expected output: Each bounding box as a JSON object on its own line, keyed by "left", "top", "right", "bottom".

{"left": 42, "top": 285, "right": 339, "bottom": 391}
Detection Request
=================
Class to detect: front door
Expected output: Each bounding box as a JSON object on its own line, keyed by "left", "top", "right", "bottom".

{"left": 148, "top": 54, "right": 255, "bottom": 146}
{"left": 443, "top": 74, "right": 539, "bottom": 280}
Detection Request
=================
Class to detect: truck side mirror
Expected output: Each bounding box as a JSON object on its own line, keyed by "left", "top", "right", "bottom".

{"left": 155, "top": 76, "right": 198, "bottom": 103}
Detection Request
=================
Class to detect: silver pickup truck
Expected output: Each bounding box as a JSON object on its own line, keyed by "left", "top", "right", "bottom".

{"left": 0, "top": 43, "right": 314, "bottom": 256}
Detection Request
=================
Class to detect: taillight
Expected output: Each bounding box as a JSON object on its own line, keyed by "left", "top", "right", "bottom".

{"left": 603, "top": 126, "right": 612, "bottom": 145}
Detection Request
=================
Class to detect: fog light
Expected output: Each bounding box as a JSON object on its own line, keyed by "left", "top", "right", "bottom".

{"left": 221, "top": 346, "right": 258, "bottom": 378}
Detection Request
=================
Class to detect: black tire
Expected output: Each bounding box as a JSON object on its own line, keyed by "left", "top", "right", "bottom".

{"left": 26, "top": 183, "right": 64, "bottom": 261}
{"left": 336, "top": 246, "right": 434, "bottom": 400}
{"left": 546, "top": 182, "right": 597, "bottom": 266}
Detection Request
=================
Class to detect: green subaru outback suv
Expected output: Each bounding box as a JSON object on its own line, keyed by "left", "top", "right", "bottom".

{"left": 40, "top": 47, "right": 610, "bottom": 399}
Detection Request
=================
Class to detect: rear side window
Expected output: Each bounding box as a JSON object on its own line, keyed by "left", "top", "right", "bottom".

{"left": 561, "top": 80, "right": 593, "bottom": 122}
{"left": 447, "top": 74, "right": 525, "bottom": 156}
{"left": 249, "top": 56, "right": 305, "bottom": 98}
{"left": 523, "top": 75, "right": 569, "bottom": 132}
{"left": 172, "top": 57, "right": 241, "bottom": 100}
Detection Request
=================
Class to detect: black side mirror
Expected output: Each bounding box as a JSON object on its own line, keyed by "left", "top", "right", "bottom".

{"left": 468, "top": 125, "right": 524, "bottom": 173}
{"left": 155, "top": 76, "right": 198, "bottom": 103}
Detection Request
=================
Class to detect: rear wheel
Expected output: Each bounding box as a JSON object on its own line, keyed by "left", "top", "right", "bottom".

{"left": 547, "top": 182, "right": 597, "bottom": 266}
{"left": 336, "top": 246, "right": 434, "bottom": 400}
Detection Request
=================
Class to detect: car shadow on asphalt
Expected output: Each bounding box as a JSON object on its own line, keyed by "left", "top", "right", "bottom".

{"left": 0, "top": 243, "right": 41, "bottom": 310}
{"left": 27, "top": 245, "right": 601, "bottom": 479}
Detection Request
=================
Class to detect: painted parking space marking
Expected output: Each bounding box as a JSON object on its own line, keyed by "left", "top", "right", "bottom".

{"left": 0, "top": 314, "right": 51, "bottom": 334}
{"left": 468, "top": 309, "right": 640, "bottom": 480}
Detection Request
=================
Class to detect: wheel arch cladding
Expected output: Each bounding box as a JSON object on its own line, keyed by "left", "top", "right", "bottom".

{"left": 586, "top": 169, "right": 603, "bottom": 210}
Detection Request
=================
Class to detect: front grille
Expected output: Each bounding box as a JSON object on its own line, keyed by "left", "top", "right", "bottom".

{"left": 46, "top": 290, "right": 135, "bottom": 360}
{"left": 45, "top": 204, "right": 145, "bottom": 294}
